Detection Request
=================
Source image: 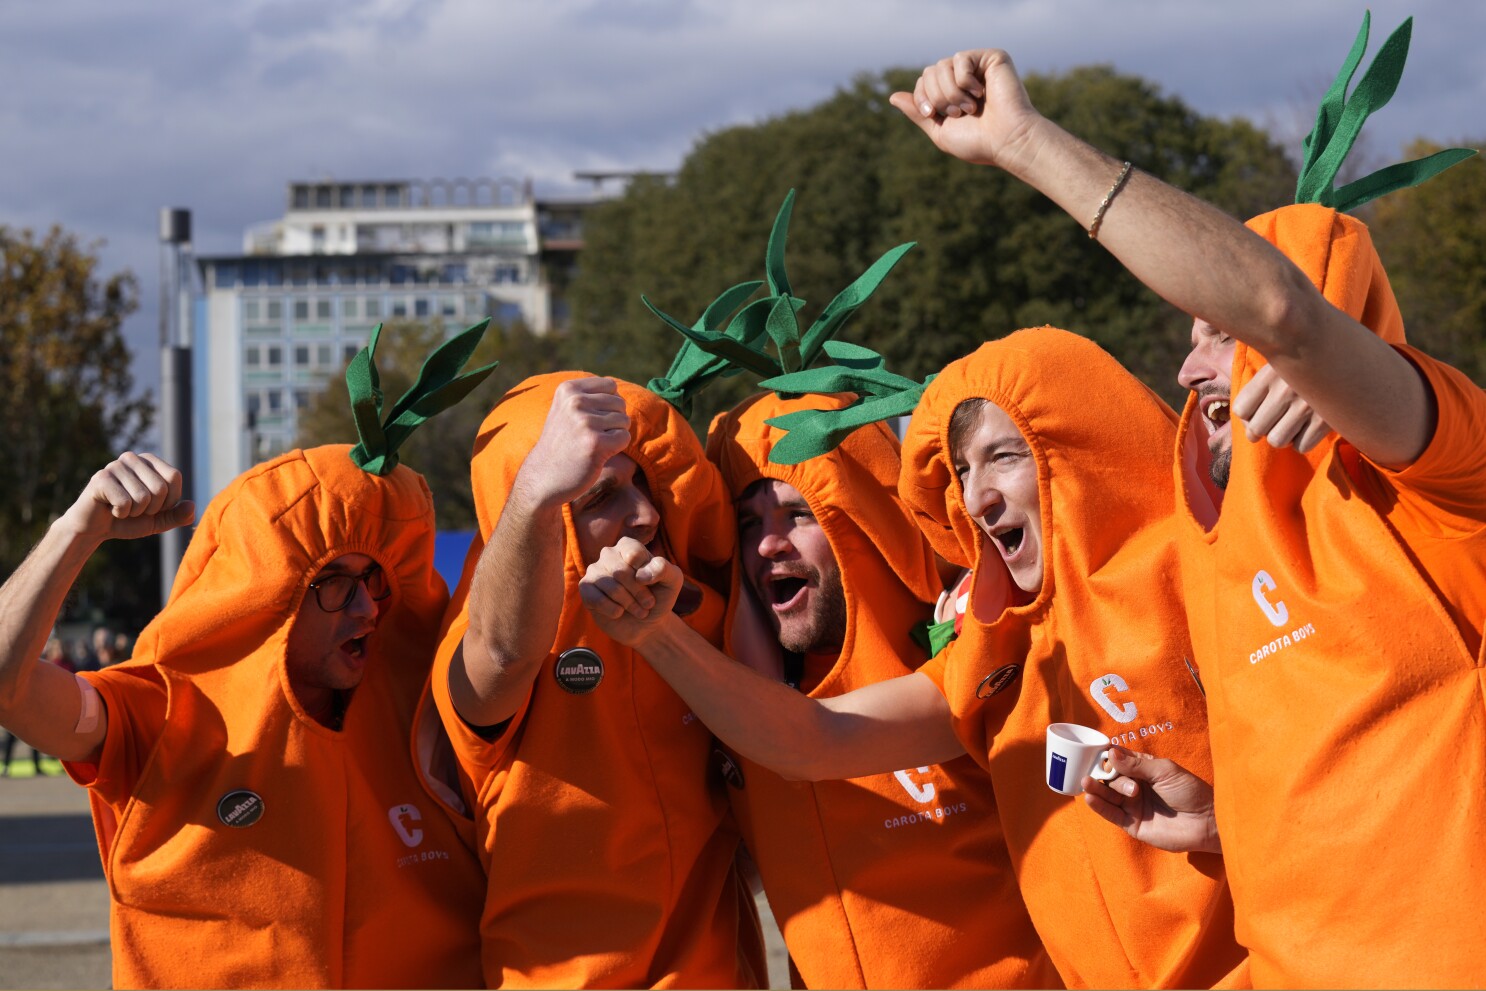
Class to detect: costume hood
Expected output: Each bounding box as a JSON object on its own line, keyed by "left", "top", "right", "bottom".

{"left": 901, "top": 327, "right": 1180, "bottom": 631}
{"left": 707, "top": 391, "right": 941, "bottom": 692}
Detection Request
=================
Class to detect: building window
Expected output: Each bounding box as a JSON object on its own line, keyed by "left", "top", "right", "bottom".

{"left": 243, "top": 300, "right": 260, "bottom": 321}
{"left": 343, "top": 344, "right": 360, "bottom": 364}
{"left": 316, "top": 299, "right": 332, "bottom": 320}
{"left": 315, "top": 187, "right": 332, "bottom": 209}
{"left": 295, "top": 345, "right": 310, "bottom": 367}
{"left": 441, "top": 296, "right": 457, "bottom": 317}
{"left": 338, "top": 185, "right": 354, "bottom": 208}
{"left": 247, "top": 392, "right": 262, "bottom": 416}
{"left": 267, "top": 300, "right": 283, "bottom": 320}
{"left": 295, "top": 389, "right": 311, "bottom": 410}
{"left": 494, "top": 264, "right": 521, "bottom": 284}
{"left": 365, "top": 298, "right": 381, "bottom": 318}
{"left": 293, "top": 186, "right": 310, "bottom": 209}
{"left": 290, "top": 266, "right": 309, "bottom": 288}
{"left": 391, "top": 300, "right": 407, "bottom": 317}
{"left": 294, "top": 300, "right": 310, "bottom": 321}
{"left": 267, "top": 390, "right": 283, "bottom": 412}
{"left": 266, "top": 346, "right": 283, "bottom": 368}
{"left": 214, "top": 264, "right": 238, "bottom": 289}
{"left": 360, "top": 184, "right": 378, "bottom": 207}
{"left": 443, "top": 263, "right": 467, "bottom": 284}
{"left": 384, "top": 186, "right": 402, "bottom": 207}
{"left": 317, "top": 344, "right": 332, "bottom": 367}
{"left": 414, "top": 297, "right": 430, "bottom": 318}
{"left": 245, "top": 346, "right": 261, "bottom": 368}
{"left": 311, "top": 226, "right": 326, "bottom": 252}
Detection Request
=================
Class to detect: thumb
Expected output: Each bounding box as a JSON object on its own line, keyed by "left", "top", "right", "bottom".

{"left": 1107, "top": 746, "right": 1160, "bottom": 780}
{"left": 634, "top": 554, "right": 679, "bottom": 589}
{"left": 167, "top": 500, "right": 197, "bottom": 530}
{"left": 889, "top": 90, "right": 935, "bottom": 130}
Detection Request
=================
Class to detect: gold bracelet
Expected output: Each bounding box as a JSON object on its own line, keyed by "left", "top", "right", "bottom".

{"left": 1087, "top": 161, "right": 1133, "bottom": 240}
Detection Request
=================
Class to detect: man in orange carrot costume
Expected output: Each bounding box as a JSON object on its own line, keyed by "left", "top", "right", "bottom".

{"left": 0, "top": 326, "right": 492, "bottom": 989}
{"left": 700, "top": 389, "right": 1056, "bottom": 990}
{"left": 582, "top": 331, "right": 1248, "bottom": 988}
{"left": 899, "top": 17, "right": 1484, "bottom": 987}
{"left": 427, "top": 371, "right": 761, "bottom": 989}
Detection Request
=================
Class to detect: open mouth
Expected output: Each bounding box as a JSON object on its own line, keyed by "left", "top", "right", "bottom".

{"left": 341, "top": 635, "right": 369, "bottom": 660}
{"left": 992, "top": 527, "right": 1025, "bottom": 558}
{"left": 1203, "top": 398, "right": 1231, "bottom": 432}
{"left": 767, "top": 575, "right": 809, "bottom": 611}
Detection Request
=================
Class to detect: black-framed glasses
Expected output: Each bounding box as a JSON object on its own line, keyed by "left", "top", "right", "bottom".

{"left": 307, "top": 565, "right": 392, "bottom": 612}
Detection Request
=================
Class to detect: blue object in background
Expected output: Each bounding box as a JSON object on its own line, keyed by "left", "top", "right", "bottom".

{"left": 433, "top": 530, "right": 477, "bottom": 591}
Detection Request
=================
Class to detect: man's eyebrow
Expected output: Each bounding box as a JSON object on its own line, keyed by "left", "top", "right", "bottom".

{"left": 575, "top": 475, "right": 615, "bottom": 506}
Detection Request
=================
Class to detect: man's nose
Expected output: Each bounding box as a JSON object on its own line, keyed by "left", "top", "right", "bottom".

{"left": 344, "top": 579, "right": 381, "bottom": 620}
{"left": 963, "top": 474, "right": 1002, "bottom": 519}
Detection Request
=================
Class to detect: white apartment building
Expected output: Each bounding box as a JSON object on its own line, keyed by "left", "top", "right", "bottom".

{"left": 193, "top": 178, "right": 588, "bottom": 504}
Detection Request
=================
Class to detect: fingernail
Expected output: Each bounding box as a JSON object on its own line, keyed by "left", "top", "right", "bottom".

{"left": 960, "top": 102, "right": 976, "bottom": 115}
{"left": 920, "top": 101, "right": 933, "bottom": 117}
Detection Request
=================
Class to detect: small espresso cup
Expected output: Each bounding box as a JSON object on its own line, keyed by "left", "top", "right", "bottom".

{"left": 1045, "top": 722, "right": 1119, "bottom": 796}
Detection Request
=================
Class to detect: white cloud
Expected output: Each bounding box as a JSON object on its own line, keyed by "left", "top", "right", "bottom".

{"left": 0, "top": 0, "right": 1480, "bottom": 411}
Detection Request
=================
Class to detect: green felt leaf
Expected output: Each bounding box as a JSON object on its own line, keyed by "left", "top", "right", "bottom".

{"left": 1331, "top": 147, "right": 1479, "bottom": 213}
{"left": 765, "top": 190, "right": 795, "bottom": 298}
{"left": 766, "top": 294, "right": 803, "bottom": 373}
{"left": 799, "top": 242, "right": 916, "bottom": 365}
{"left": 348, "top": 320, "right": 497, "bottom": 475}
{"left": 764, "top": 386, "right": 926, "bottom": 464}
{"left": 821, "top": 339, "right": 886, "bottom": 370}
{"left": 1299, "top": 11, "right": 1371, "bottom": 186}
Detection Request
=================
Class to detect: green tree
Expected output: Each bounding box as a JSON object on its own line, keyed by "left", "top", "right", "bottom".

{"left": 296, "top": 317, "right": 574, "bottom": 529}
{"left": 569, "top": 66, "right": 1297, "bottom": 421}
{"left": 0, "top": 225, "right": 155, "bottom": 627}
{"left": 1368, "top": 141, "right": 1486, "bottom": 385}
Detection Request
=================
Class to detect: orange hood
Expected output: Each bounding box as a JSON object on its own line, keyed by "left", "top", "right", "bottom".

{"left": 467, "top": 371, "right": 734, "bottom": 591}
{"left": 124, "top": 443, "right": 446, "bottom": 711}
{"left": 901, "top": 327, "right": 1180, "bottom": 621}
{"left": 707, "top": 391, "right": 941, "bottom": 691}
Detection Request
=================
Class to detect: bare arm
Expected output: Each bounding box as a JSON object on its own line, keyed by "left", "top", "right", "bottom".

{"left": 892, "top": 49, "right": 1432, "bottom": 467}
{"left": 579, "top": 537, "right": 965, "bottom": 780}
{"left": 0, "top": 454, "right": 194, "bottom": 761}
{"left": 449, "top": 377, "right": 631, "bottom": 727}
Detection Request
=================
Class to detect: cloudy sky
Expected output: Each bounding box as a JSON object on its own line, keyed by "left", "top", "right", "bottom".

{"left": 2, "top": 0, "right": 1481, "bottom": 414}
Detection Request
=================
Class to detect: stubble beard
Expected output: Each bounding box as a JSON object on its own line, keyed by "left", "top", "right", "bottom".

{"left": 1210, "top": 447, "right": 1231, "bottom": 490}
{"left": 775, "top": 568, "right": 848, "bottom": 656}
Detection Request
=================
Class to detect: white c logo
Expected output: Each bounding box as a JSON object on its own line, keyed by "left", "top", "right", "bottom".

{"left": 1251, "top": 570, "right": 1289, "bottom": 627}
{"left": 893, "top": 767, "right": 937, "bottom": 805}
{"left": 388, "top": 804, "right": 424, "bottom": 848}
{"left": 1090, "top": 673, "right": 1138, "bottom": 724}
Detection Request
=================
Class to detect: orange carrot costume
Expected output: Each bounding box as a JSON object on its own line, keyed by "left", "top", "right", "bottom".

{"left": 1164, "top": 19, "right": 1485, "bottom": 986}
{"left": 427, "top": 371, "right": 760, "bottom": 990}
{"left": 66, "top": 444, "right": 486, "bottom": 990}
{"left": 706, "top": 391, "right": 1057, "bottom": 990}
{"left": 1172, "top": 208, "right": 1486, "bottom": 988}
{"left": 899, "top": 328, "right": 1244, "bottom": 989}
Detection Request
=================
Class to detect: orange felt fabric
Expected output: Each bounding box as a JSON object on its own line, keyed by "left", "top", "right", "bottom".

{"left": 426, "top": 372, "right": 760, "bottom": 990}
{"left": 1172, "top": 203, "right": 1486, "bottom": 987}
{"left": 900, "top": 328, "right": 1244, "bottom": 989}
{"left": 706, "top": 392, "right": 1058, "bottom": 990}
{"left": 67, "top": 445, "right": 484, "bottom": 990}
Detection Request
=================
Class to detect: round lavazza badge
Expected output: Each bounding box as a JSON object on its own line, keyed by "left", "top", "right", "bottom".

{"left": 217, "top": 790, "right": 265, "bottom": 828}
{"left": 976, "top": 664, "right": 1021, "bottom": 700}
{"left": 554, "top": 648, "right": 604, "bottom": 694}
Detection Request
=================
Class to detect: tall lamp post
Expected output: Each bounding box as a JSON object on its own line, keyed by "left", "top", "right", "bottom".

{"left": 158, "top": 208, "right": 193, "bottom": 604}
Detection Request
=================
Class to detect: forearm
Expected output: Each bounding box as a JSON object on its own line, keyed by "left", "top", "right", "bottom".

{"left": 456, "top": 484, "right": 568, "bottom": 726}
{"left": 1010, "top": 116, "right": 1313, "bottom": 353}
{"left": 638, "top": 615, "right": 963, "bottom": 780}
{"left": 1012, "top": 116, "right": 1432, "bottom": 463}
{"left": 0, "top": 520, "right": 106, "bottom": 759}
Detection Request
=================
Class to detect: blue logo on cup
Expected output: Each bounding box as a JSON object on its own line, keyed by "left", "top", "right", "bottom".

{"left": 1048, "top": 753, "right": 1068, "bottom": 792}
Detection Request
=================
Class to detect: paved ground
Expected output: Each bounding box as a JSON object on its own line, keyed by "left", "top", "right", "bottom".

{"left": 0, "top": 764, "right": 789, "bottom": 990}
{"left": 0, "top": 767, "right": 112, "bottom": 990}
